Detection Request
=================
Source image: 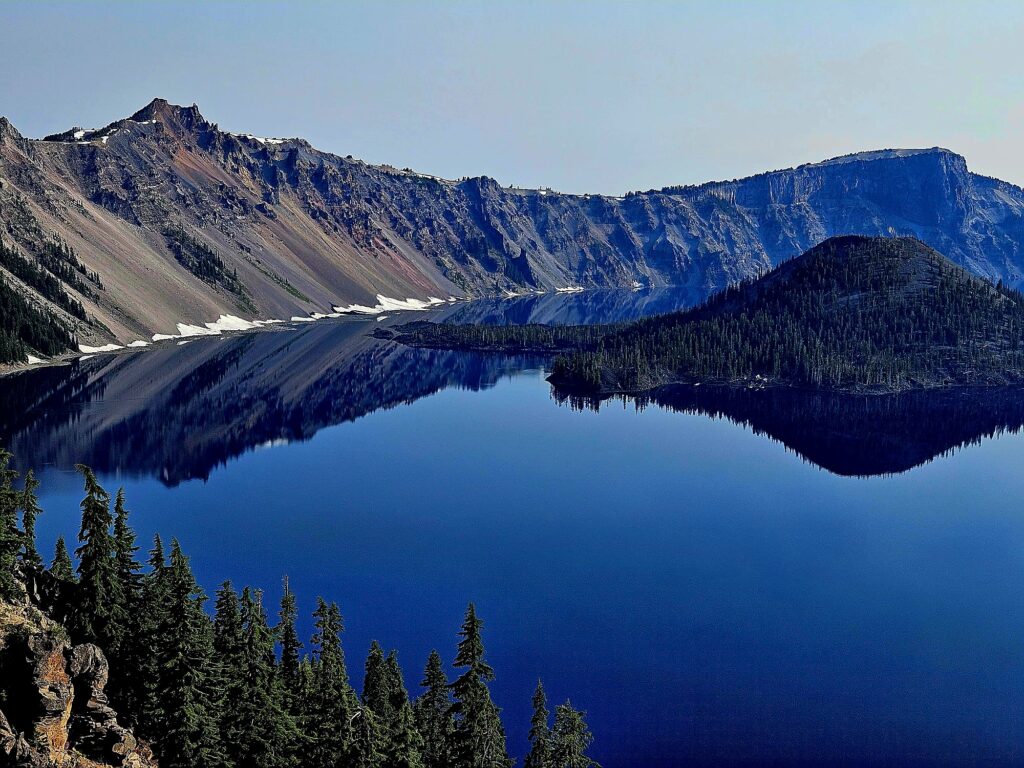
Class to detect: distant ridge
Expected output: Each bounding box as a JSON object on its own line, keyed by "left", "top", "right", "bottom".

{"left": 2, "top": 99, "right": 1024, "bottom": 359}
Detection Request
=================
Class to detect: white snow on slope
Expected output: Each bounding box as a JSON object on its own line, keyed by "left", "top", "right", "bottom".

{"left": 79, "top": 343, "right": 123, "bottom": 354}
{"left": 335, "top": 294, "right": 447, "bottom": 315}
{"left": 26, "top": 355, "right": 43, "bottom": 364}
{"left": 127, "top": 340, "right": 150, "bottom": 347}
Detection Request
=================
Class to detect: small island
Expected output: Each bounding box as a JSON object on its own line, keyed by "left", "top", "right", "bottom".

{"left": 380, "top": 236, "right": 1024, "bottom": 395}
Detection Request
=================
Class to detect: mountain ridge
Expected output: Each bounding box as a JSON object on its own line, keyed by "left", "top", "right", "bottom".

{"left": 2, "top": 99, "right": 1024, "bottom": 359}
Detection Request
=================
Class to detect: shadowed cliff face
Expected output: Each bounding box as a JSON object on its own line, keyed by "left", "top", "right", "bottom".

{"left": 1, "top": 98, "right": 1024, "bottom": 347}
{"left": 558, "top": 384, "right": 1024, "bottom": 477}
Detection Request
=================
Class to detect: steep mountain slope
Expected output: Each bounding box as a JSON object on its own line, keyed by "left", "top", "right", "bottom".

{"left": 3, "top": 98, "right": 1024, "bottom": 359}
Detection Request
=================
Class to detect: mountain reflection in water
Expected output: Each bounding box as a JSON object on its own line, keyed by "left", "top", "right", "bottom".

{"left": 2, "top": 287, "right": 1024, "bottom": 483}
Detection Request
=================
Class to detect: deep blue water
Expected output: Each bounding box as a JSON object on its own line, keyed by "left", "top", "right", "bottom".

{"left": 4, "top": 289, "right": 1024, "bottom": 766}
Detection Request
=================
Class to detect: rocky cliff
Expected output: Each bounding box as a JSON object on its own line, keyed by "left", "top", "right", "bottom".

{"left": 0, "top": 589, "right": 156, "bottom": 768}
{"left": 2, "top": 99, "right": 1024, "bottom": 351}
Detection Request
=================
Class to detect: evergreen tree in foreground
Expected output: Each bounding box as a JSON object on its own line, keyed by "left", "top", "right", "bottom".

{"left": 19, "top": 469, "right": 43, "bottom": 569}
{"left": 50, "top": 535, "right": 76, "bottom": 582}
{"left": 550, "top": 702, "right": 599, "bottom": 768}
{"left": 449, "top": 603, "right": 512, "bottom": 768}
{"left": 525, "top": 680, "right": 553, "bottom": 768}
{"left": 72, "top": 464, "right": 118, "bottom": 644}
{"left": 108, "top": 487, "right": 143, "bottom": 713}
{"left": 157, "top": 540, "right": 223, "bottom": 768}
{"left": 415, "top": 650, "right": 454, "bottom": 768}
{"left": 303, "top": 597, "right": 358, "bottom": 768}
{"left": 0, "top": 450, "right": 20, "bottom": 600}
{"left": 277, "top": 575, "right": 303, "bottom": 700}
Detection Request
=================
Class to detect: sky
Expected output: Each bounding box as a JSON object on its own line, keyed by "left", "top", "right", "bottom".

{"left": 1, "top": 0, "right": 1023, "bottom": 195}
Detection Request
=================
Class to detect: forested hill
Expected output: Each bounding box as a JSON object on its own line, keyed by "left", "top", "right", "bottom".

{"left": 386, "top": 236, "right": 1024, "bottom": 394}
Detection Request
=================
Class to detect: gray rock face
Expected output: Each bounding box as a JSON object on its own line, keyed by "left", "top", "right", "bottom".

{"left": 1, "top": 98, "right": 1023, "bottom": 346}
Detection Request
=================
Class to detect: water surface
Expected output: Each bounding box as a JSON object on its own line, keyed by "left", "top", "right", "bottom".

{"left": 3, "top": 288, "right": 1024, "bottom": 767}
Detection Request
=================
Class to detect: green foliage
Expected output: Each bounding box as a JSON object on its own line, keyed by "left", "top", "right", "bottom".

{"left": 0, "top": 450, "right": 21, "bottom": 600}
{"left": 2, "top": 460, "right": 596, "bottom": 768}
{"left": 525, "top": 680, "right": 553, "bottom": 768}
{"left": 49, "top": 535, "right": 76, "bottom": 582}
{"left": 415, "top": 650, "right": 454, "bottom": 768}
{"left": 449, "top": 603, "right": 512, "bottom": 768}
{"left": 18, "top": 470, "right": 43, "bottom": 569}
{"left": 157, "top": 540, "right": 224, "bottom": 768}
{"left": 0, "top": 236, "right": 87, "bottom": 320}
{"left": 163, "top": 225, "right": 252, "bottom": 310}
{"left": 550, "top": 702, "right": 598, "bottom": 768}
{"left": 71, "top": 464, "right": 119, "bottom": 644}
{"left": 0, "top": 270, "right": 75, "bottom": 363}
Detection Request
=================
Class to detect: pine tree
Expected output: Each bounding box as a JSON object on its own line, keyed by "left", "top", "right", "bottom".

{"left": 303, "top": 598, "right": 358, "bottom": 768}
{"left": 156, "top": 539, "right": 224, "bottom": 768}
{"left": 277, "top": 576, "right": 302, "bottom": 697}
{"left": 415, "top": 650, "right": 454, "bottom": 768}
{"left": 72, "top": 464, "right": 118, "bottom": 645}
{"left": 50, "top": 535, "right": 76, "bottom": 582}
{"left": 19, "top": 469, "right": 43, "bottom": 569}
{"left": 449, "top": 604, "right": 512, "bottom": 768}
{"left": 550, "top": 702, "right": 598, "bottom": 768}
{"left": 0, "top": 449, "right": 20, "bottom": 600}
{"left": 525, "top": 680, "right": 553, "bottom": 768}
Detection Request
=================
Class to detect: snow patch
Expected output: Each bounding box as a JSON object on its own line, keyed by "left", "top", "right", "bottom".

{"left": 127, "top": 340, "right": 150, "bottom": 348}
{"left": 232, "top": 133, "right": 287, "bottom": 145}
{"left": 72, "top": 130, "right": 86, "bottom": 140}
{"left": 78, "top": 343, "right": 123, "bottom": 354}
{"left": 290, "top": 316, "right": 317, "bottom": 323}
{"left": 205, "top": 314, "right": 258, "bottom": 333}
{"left": 556, "top": 286, "right": 585, "bottom": 293}
{"left": 26, "top": 355, "right": 43, "bottom": 365}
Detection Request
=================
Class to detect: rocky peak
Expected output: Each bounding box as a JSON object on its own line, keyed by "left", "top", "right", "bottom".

{"left": 128, "top": 98, "right": 209, "bottom": 135}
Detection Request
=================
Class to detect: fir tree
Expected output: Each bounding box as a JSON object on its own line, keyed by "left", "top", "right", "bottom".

{"left": 415, "top": 650, "right": 454, "bottom": 768}
{"left": 156, "top": 539, "right": 224, "bottom": 768}
{"left": 107, "top": 488, "right": 143, "bottom": 719}
{"left": 50, "top": 535, "right": 76, "bottom": 582}
{"left": 350, "top": 706, "right": 386, "bottom": 768}
{"left": 72, "top": 465, "right": 120, "bottom": 645}
{"left": 524, "top": 680, "right": 553, "bottom": 768}
{"left": 19, "top": 469, "right": 43, "bottom": 569}
{"left": 550, "top": 702, "right": 598, "bottom": 768}
{"left": 303, "top": 598, "right": 358, "bottom": 768}
{"left": 213, "top": 581, "right": 245, "bottom": 765}
{"left": 223, "top": 587, "right": 298, "bottom": 768}
{"left": 277, "top": 576, "right": 302, "bottom": 696}
{"left": 449, "top": 604, "right": 512, "bottom": 768}
{"left": 364, "top": 641, "right": 397, "bottom": 726}
{"left": 0, "top": 449, "right": 20, "bottom": 600}
{"left": 136, "top": 535, "right": 170, "bottom": 742}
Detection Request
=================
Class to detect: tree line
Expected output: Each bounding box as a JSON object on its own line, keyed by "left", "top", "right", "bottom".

{"left": 0, "top": 450, "right": 598, "bottom": 768}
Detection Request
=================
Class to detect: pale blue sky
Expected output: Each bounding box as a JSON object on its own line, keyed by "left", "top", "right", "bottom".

{"left": 2, "top": 1, "right": 1023, "bottom": 194}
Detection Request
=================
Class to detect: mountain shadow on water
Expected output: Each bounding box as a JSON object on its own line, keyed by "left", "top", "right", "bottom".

{"left": 557, "top": 384, "right": 1024, "bottom": 476}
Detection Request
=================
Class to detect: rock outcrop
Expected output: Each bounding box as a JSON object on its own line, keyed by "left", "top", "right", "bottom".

{"left": 0, "top": 600, "right": 156, "bottom": 768}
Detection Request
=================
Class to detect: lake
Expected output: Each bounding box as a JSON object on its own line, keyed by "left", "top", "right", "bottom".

{"left": 3, "top": 288, "right": 1024, "bottom": 767}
